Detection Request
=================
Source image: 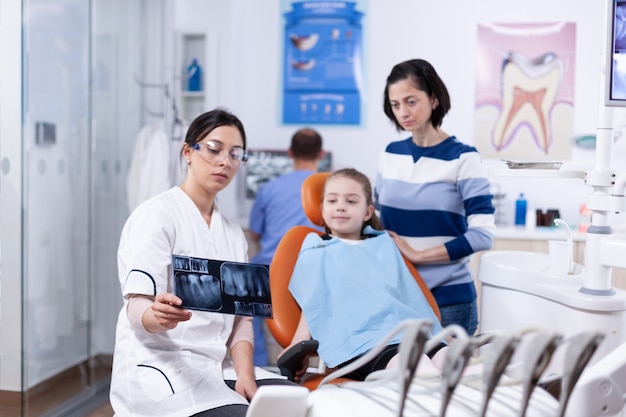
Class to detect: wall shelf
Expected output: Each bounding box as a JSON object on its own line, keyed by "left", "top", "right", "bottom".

{"left": 175, "top": 32, "right": 207, "bottom": 122}
{"left": 489, "top": 168, "right": 586, "bottom": 180}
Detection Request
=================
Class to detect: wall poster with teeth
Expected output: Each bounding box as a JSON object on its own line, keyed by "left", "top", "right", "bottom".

{"left": 282, "top": 1, "right": 366, "bottom": 125}
{"left": 474, "top": 22, "right": 576, "bottom": 160}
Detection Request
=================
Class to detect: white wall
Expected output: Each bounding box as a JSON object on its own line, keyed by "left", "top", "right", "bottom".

{"left": 172, "top": 0, "right": 626, "bottom": 229}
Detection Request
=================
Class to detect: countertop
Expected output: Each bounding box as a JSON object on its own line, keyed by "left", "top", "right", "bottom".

{"left": 493, "top": 226, "right": 586, "bottom": 241}
{"left": 494, "top": 224, "right": 626, "bottom": 241}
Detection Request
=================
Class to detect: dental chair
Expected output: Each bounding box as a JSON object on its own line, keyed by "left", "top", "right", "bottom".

{"left": 265, "top": 171, "right": 441, "bottom": 391}
{"left": 250, "top": 174, "right": 616, "bottom": 416}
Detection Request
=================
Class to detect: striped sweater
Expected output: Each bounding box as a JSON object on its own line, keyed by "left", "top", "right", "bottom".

{"left": 374, "top": 136, "right": 496, "bottom": 307}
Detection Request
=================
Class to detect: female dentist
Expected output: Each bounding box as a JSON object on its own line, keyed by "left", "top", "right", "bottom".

{"left": 110, "top": 109, "right": 290, "bottom": 417}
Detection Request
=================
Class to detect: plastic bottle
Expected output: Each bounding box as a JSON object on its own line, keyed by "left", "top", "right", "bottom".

{"left": 515, "top": 193, "right": 527, "bottom": 226}
{"left": 187, "top": 58, "right": 202, "bottom": 91}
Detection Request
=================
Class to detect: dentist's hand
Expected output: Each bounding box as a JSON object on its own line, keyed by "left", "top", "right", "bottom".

{"left": 144, "top": 292, "right": 192, "bottom": 332}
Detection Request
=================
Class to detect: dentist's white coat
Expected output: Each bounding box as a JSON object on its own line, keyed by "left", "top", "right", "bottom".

{"left": 110, "top": 186, "right": 251, "bottom": 417}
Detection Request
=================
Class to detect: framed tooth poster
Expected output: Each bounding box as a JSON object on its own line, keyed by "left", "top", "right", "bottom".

{"left": 474, "top": 22, "right": 576, "bottom": 160}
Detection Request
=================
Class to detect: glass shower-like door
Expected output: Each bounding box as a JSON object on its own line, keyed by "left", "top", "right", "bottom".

{"left": 5, "top": 0, "right": 152, "bottom": 414}
{"left": 21, "top": 0, "right": 95, "bottom": 413}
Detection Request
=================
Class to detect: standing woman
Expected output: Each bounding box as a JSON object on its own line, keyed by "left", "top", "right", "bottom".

{"left": 375, "top": 59, "right": 496, "bottom": 336}
{"left": 110, "top": 109, "right": 289, "bottom": 417}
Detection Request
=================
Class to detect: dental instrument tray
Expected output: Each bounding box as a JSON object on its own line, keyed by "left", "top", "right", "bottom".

{"left": 502, "top": 159, "right": 563, "bottom": 170}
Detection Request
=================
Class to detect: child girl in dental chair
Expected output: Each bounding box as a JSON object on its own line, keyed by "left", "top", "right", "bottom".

{"left": 279, "top": 168, "right": 447, "bottom": 382}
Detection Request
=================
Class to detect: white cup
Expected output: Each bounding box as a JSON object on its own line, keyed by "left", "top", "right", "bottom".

{"left": 548, "top": 240, "right": 573, "bottom": 277}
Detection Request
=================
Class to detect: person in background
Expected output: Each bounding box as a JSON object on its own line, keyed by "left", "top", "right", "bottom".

{"left": 247, "top": 127, "right": 325, "bottom": 365}
{"left": 111, "top": 108, "right": 292, "bottom": 417}
{"left": 375, "top": 59, "right": 496, "bottom": 336}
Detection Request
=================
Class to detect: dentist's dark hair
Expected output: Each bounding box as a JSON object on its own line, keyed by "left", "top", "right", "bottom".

{"left": 183, "top": 108, "right": 247, "bottom": 150}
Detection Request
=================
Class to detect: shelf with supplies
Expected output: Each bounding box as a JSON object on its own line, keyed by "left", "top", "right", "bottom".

{"left": 175, "top": 31, "right": 211, "bottom": 122}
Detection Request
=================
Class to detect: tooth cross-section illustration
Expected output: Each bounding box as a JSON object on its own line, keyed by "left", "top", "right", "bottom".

{"left": 492, "top": 51, "right": 563, "bottom": 153}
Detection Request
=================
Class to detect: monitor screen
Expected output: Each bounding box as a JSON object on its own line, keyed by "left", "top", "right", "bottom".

{"left": 245, "top": 149, "right": 332, "bottom": 199}
{"left": 606, "top": 0, "right": 626, "bottom": 106}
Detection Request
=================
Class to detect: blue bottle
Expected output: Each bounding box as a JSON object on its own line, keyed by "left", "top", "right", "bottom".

{"left": 187, "top": 58, "right": 202, "bottom": 91}
{"left": 515, "top": 193, "right": 527, "bottom": 226}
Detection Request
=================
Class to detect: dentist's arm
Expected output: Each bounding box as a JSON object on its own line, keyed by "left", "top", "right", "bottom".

{"left": 229, "top": 316, "right": 257, "bottom": 400}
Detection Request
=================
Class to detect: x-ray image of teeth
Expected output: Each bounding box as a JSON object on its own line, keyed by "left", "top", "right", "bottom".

{"left": 614, "top": 2, "right": 626, "bottom": 50}
{"left": 234, "top": 301, "right": 254, "bottom": 316}
{"left": 190, "top": 257, "right": 209, "bottom": 273}
{"left": 254, "top": 303, "right": 272, "bottom": 318}
{"left": 172, "top": 255, "right": 272, "bottom": 317}
{"left": 492, "top": 51, "right": 563, "bottom": 154}
{"left": 174, "top": 273, "right": 222, "bottom": 311}
{"left": 222, "top": 262, "right": 270, "bottom": 298}
{"left": 612, "top": 56, "right": 626, "bottom": 100}
{"left": 612, "top": 3, "right": 626, "bottom": 100}
{"left": 173, "top": 256, "right": 190, "bottom": 270}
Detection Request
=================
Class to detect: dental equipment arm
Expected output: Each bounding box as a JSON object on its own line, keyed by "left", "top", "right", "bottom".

{"left": 479, "top": 334, "right": 520, "bottom": 417}
{"left": 517, "top": 332, "right": 562, "bottom": 417}
{"left": 438, "top": 336, "right": 476, "bottom": 417}
{"left": 317, "top": 319, "right": 431, "bottom": 387}
{"left": 396, "top": 320, "right": 431, "bottom": 417}
{"left": 566, "top": 341, "right": 626, "bottom": 417}
{"left": 556, "top": 332, "right": 605, "bottom": 417}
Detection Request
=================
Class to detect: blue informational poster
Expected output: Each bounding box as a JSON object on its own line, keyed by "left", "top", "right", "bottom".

{"left": 283, "top": 1, "right": 364, "bottom": 125}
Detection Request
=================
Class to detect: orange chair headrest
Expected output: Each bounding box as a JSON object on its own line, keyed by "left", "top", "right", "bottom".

{"left": 301, "top": 172, "right": 330, "bottom": 228}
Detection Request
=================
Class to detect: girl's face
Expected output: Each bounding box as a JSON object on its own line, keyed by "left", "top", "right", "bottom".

{"left": 183, "top": 125, "right": 244, "bottom": 193}
{"left": 322, "top": 176, "right": 374, "bottom": 240}
{"left": 387, "top": 78, "right": 438, "bottom": 133}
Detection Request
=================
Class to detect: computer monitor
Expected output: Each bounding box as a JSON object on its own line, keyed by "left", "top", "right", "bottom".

{"left": 606, "top": 0, "right": 626, "bottom": 106}
{"left": 245, "top": 149, "right": 332, "bottom": 199}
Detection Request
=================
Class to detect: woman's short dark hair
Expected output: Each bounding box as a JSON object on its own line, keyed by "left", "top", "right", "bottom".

{"left": 383, "top": 59, "right": 451, "bottom": 131}
{"left": 184, "top": 108, "right": 247, "bottom": 149}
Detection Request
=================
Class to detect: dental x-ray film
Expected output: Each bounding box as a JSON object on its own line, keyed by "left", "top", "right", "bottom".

{"left": 172, "top": 255, "right": 272, "bottom": 318}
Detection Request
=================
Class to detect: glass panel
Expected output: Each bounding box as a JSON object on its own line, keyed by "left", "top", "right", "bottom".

{"left": 22, "top": 0, "right": 92, "bottom": 414}
{"left": 17, "top": 0, "right": 146, "bottom": 413}
{"left": 91, "top": 0, "right": 142, "bottom": 406}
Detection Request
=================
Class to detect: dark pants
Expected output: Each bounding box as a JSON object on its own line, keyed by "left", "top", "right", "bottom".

{"left": 191, "top": 378, "right": 296, "bottom": 417}
{"left": 438, "top": 299, "right": 479, "bottom": 336}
